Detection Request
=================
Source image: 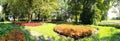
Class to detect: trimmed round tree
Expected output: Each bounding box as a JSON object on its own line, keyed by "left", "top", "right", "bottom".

{"left": 80, "top": 5, "right": 101, "bottom": 25}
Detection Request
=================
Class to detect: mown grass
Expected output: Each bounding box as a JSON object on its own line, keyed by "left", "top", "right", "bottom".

{"left": 25, "top": 23, "right": 120, "bottom": 41}
{"left": 25, "top": 23, "right": 58, "bottom": 37}
{"left": 0, "top": 21, "right": 11, "bottom": 23}
{"left": 0, "top": 21, "right": 120, "bottom": 41}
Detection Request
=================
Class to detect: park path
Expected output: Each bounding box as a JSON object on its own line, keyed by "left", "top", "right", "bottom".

{"left": 29, "top": 30, "right": 53, "bottom": 41}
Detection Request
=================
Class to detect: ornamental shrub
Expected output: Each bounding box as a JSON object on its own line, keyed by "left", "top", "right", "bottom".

{"left": 80, "top": 6, "right": 101, "bottom": 25}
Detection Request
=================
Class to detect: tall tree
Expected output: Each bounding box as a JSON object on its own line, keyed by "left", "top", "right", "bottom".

{"left": 67, "top": 0, "right": 115, "bottom": 25}
{"left": 32, "top": 0, "right": 59, "bottom": 21}
{"left": 96, "top": 0, "right": 114, "bottom": 20}
{"left": 79, "top": 0, "right": 97, "bottom": 24}
{"left": 67, "top": 0, "right": 82, "bottom": 23}
{"left": 2, "top": 0, "right": 29, "bottom": 21}
{"left": 80, "top": 0, "right": 115, "bottom": 25}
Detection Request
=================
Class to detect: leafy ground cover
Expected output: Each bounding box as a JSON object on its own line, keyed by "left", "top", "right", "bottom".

{"left": 0, "top": 23, "right": 35, "bottom": 41}
{"left": 0, "top": 30, "right": 26, "bottom": 41}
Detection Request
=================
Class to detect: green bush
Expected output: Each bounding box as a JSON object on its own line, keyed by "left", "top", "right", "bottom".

{"left": 80, "top": 6, "right": 101, "bottom": 25}
{"left": 0, "top": 23, "right": 35, "bottom": 41}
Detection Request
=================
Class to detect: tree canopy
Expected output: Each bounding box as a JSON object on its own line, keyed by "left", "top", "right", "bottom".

{"left": 1, "top": 0, "right": 119, "bottom": 24}
{"left": 2, "top": 0, "right": 60, "bottom": 22}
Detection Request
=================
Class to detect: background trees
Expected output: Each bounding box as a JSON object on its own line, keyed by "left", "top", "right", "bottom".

{"left": 2, "top": 0, "right": 59, "bottom": 22}
{"left": 80, "top": 0, "right": 116, "bottom": 25}
{"left": 67, "top": 0, "right": 116, "bottom": 25}
{"left": 67, "top": 0, "right": 82, "bottom": 24}
{"left": 2, "top": 0, "right": 29, "bottom": 21}
{"left": 32, "top": 0, "right": 59, "bottom": 22}
{"left": 1, "top": 0, "right": 119, "bottom": 25}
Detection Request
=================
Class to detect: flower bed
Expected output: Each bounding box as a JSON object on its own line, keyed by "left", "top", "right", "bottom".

{"left": 12, "top": 22, "right": 41, "bottom": 26}
{"left": 0, "top": 30, "right": 26, "bottom": 41}
{"left": 12, "top": 22, "right": 22, "bottom": 25}
{"left": 54, "top": 24, "right": 99, "bottom": 40}
{"left": 21, "top": 23, "right": 41, "bottom": 26}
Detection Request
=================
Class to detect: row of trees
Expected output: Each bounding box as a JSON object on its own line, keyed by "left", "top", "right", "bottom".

{"left": 1, "top": 0, "right": 119, "bottom": 24}
{"left": 2, "top": 0, "right": 60, "bottom": 22}
{"left": 68, "top": 0, "right": 119, "bottom": 24}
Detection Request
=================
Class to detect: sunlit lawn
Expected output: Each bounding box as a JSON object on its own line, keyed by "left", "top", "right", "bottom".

{"left": 25, "top": 23, "right": 120, "bottom": 41}
{"left": 0, "top": 21, "right": 11, "bottom": 23}
{"left": 0, "top": 21, "right": 120, "bottom": 41}
{"left": 25, "top": 23, "right": 58, "bottom": 38}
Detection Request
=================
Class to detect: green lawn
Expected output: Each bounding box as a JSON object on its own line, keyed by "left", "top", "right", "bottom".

{"left": 25, "top": 23, "right": 58, "bottom": 38}
{"left": 0, "top": 21, "right": 11, "bottom": 23}
{"left": 0, "top": 22, "right": 120, "bottom": 41}
{"left": 25, "top": 23, "right": 120, "bottom": 41}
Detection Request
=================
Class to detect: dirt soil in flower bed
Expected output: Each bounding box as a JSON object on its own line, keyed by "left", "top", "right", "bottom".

{"left": 0, "top": 30, "right": 26, "bottom": 41}
{"left": 12, "top": 22, "right": 42, "bottom": 26}
{"left": 54, "top": 24, "right": 99, "bottom": 40}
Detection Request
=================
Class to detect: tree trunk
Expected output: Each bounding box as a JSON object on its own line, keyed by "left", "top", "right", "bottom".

{"left": 75, "top": 15, "right": 78, "bottom": 23}
{"left": 37, "top": 14, "right": 40, "bottom": 21}
{"left": 13, "top": 16, "right": 16, "bottom": 21}
{"left": 27, "top": 0, "right": 33, "bottom": 23}
{"left": 42, "top": 18, "right": 44, "bottom": 22}
{"left": 28, "top": 14, "right": 32, "bottom": 22}
{"left": 74, "top": 14, "right": 79, "bottom": 24}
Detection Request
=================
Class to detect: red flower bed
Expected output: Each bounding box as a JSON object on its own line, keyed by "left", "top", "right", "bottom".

{"left": 54, "top": 24, "right": 99, "bottom": 40}
{"left": 12, "top": 22, "right": 41, "bottom": 26}
{"left": 0, "top": 30, "right": 26, "bottom": 41}
{"left": 12, "top": 22, "right": 22, "bottom": 25}
{"left": 21, "top": 23, "right": 41, "bottom": 26}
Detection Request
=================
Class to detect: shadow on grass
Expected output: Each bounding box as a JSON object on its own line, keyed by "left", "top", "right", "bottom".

{"left": 36, "top": 35, "right": 75, "bottom": 41}
{"left": 92, "top": 32, "right": 120, "bottom": 41}
{"left": 109, "top": 32, "right": 120, "bottom": 41}
{"left": 0, "top": 23, "right": 35, "bottom": 41}
{"left": 47, "top": 21, "right": 73, "bottom": 24}
{"left": 47, "top": 22, "right": 83, "bottom": 25}
{"left": 99, "top": 32, "right": 120, "bottom": 41}
{"left": 98, "top": 24, "right": 120, "bottom": 29}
